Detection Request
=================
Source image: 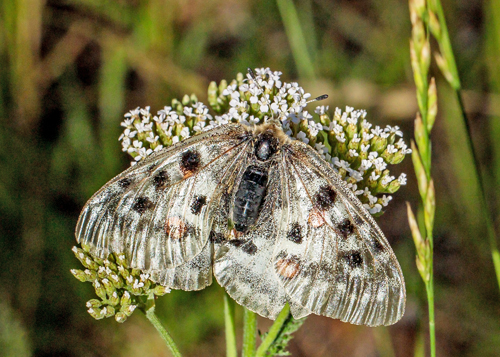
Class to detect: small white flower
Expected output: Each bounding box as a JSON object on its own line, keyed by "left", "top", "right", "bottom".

{"left": 385, "top": 125, "right": 403, "bottom": 137}
{"left": 297, "top": 131, "right": 309, "bottom": 144}
{"left": 146, "top": 132, "right": 159, "bottom": 143}
{"left": 180, "top": 127, "right": 190, "bottom": 139}
{"left": 133, "top": 279, "right": 144, "bottom": 289}
{"left": 398, "top": 173, "right": 407, "bottom": 185}
{"left": 348, "top": 169, "right": 363, "bottom": 182}
{"left": 336, "top": 133, "right": 346, "bottom": 143}
{"left": 335, "top": 159, "right": 350, "bottom": 170}
{"left": 348, "top": 149, "right": 359, "bottom": 157}
{"left": 386, "top": 144, "right": 398, "bottom": 154}
{"left": 258, "top": 94, "right": 270, "bottom": 113}
{"left": 371, "top": 126, "right": 384, "bottom": 136}
{"left": 370, "top": 171, "right": 381, "bottom": 181}
{"left": 380, "top": 195, "right": 393, "bottom": 206}
{"left": 315, "top": 105, "right": 329, "bottom": 115}
{"left": 381, "top": 175, "right": 395, "bottom": 186}
{"left": 315, "top": 142, "right": 327, "bottom": 155}
{"left": 359, "top": 159, "right": 372, "bottom": 171}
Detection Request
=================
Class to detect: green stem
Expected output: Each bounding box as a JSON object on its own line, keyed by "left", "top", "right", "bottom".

{"left": 242, "top": 309, "right": 257, "bottom": 357}
{"left": 144, "top": 300, "right": 182, "bottom": 357}
{"left": 425, "top": 270, "right": 436, "bottom": 357}
{"left": 224, "top": 294, "right": 237, "bottom": 357}
{"left": 255, "top": 304, "right": 290, "bottom": 357}
{"left": 276, "top": 0, "right": 316, "bottom": 80}
{"left": 454, "top": 92, "right": 500, "bottom": 291}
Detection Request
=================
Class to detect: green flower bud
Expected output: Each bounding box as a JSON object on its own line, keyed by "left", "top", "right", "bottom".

{"left": 71, "top": 269, "right": 87, "bottom": 282}
{"left": 88, "top": 307, "right": 104, "bottom": 320}
{"left": 386, "top": 179, "right": 401, "bottom": 194}
{"left": 370, "top": 135, "right": 387, "bottom": 153}
{"left": 118, "top": 265, "right": 131, "bottom": 280}
{"left": 388, "top": 150, "right": 406, "bottom": 165}
{"left": 109, "top": 273, "right": 124, "bottom": 289}
{"left": 153, "top": 285, "right": 171, "bottom": 296}
{"left": 115, "top": 312, "right": 127, "bottom": 323}
{"left": 102, "top": 305, "right": 115, "bottom": 318}
{"left": 86, "top": 299, "right": 102, "bottom": 309}
{"left": 101, "top": 278, "right": 116, "bottom": 296}
{"left": 93, "top": 280, "right": 107, "bottom": 300}
{"left": 109, "top": 291, "right": 120, "bottom": 306}
{"left": 122, "top": 304, "right": 137, "bottom": 317}
{"left": 120, "top": 291, "right": 132, "bottom": 306}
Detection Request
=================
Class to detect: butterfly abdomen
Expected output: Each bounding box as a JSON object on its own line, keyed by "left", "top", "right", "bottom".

{"left": 233, "top": 165, "right": 268, "bottom": 233}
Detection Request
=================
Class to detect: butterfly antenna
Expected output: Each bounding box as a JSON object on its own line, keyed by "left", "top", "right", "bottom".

{"left": 307, "top": 94, "right": 329, "bottom": 104}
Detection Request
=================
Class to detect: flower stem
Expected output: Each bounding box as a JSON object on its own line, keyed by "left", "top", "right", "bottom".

{"left": 255, "top": 304, "right": 290, "bottom": 357}
{"left": 224, "top": 293, "right": 237, "bottom": 357}
{"left": 242, "top": 308, "right": 257, "bottom": 357}
{"left": 143, "top": 297, "right": 182, "bottom": 357}
{"left": 425, "top": 277, "right": 436, "bottom": 357}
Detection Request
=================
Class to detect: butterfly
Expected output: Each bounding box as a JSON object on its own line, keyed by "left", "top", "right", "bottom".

{"left": 76, "top": 111, "right": 406, "bottom": 326}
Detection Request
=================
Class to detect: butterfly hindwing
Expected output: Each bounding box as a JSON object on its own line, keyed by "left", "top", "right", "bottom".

{"left": 213, "top": 162, "right": 289, "bottom": 319}
{"left": 76, "top": 124, "right": 250, "bottom": 272}
{"left": 273, "top": 142, "right": 405, "bottom": 326}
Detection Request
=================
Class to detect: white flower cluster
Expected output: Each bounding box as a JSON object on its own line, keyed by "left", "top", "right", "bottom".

{"left": 119, "top": 102, "right": 213, "bottom": 164}
{"left": 117, "top": 68, "right": 411, "bottom": 214}
{"left": 318, "top": 106, "right": 411, "bottom": 214}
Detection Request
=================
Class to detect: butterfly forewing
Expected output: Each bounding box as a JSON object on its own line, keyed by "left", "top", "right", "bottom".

{"left": 76, "top": 124, "right": 250, "bottom": 269}
{"left": 273, "top": 143, "right": 405, "bottom": 326}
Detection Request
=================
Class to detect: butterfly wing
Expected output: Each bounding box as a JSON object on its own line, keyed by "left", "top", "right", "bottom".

{"left": 76, "top": 124, "right": 251, "bottom": 276}
{"left": 213, "top": 160, "right": 291, "bottom": 319}
{"left": 274, "top": 142, "right": 405, "bottom": 326}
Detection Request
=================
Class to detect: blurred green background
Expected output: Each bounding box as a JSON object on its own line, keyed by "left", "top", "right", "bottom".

{"left": 1, "top": 0, "right": 499, "bottom": 356}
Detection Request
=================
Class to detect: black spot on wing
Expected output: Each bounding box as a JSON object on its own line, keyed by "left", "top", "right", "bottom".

{"left": 133, "top": 197, "right": 153, "bottom": 214}
{"left": 313, "top": 185, "right": 337, "bottom": 210}
{"left": 118, "top": 177, "right": 132, "bottom": 188}
{"left": 287, "top": 222, "right": 303, "bottom": 244}
{"left": 209, "top": 231, "right": 225, "bottom": 244}
{"left": 153, "top": 170, "right": 169, "bottom": 189}
{"left": 180, "top": 150, "right": 201, "bottom": 175}
{"left": 337, "top": 219, "right": 355, "bottom": 238}
{"left": 229, "top": 239, "right": 257, "bottom": 255}
{"left": 372, "top": 239, "right": 384, "bottom": 252}
{"left": 344, "top": 251, "right": 363, "bottom": 268}
{"left": 190, "top": 195, "right": 207, "bottom": 215}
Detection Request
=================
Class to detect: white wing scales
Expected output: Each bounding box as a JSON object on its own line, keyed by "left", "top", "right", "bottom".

{"left": 76, "top": 124, "right": 250, "bottom": 272}
{"left": 273, "top": 142, "right": 405, "bottom": 326}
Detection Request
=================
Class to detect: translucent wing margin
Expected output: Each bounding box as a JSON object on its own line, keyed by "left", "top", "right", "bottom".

{"left": 274, "top": 142, "right": 406, "bottom": 326}
{"left": 76, "top": 124, "right": 251, "bottom": 273}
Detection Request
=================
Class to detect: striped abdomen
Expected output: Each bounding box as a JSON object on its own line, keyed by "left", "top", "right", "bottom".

{"left": 232, "top": 165, "right": 268, "bottom": 233}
